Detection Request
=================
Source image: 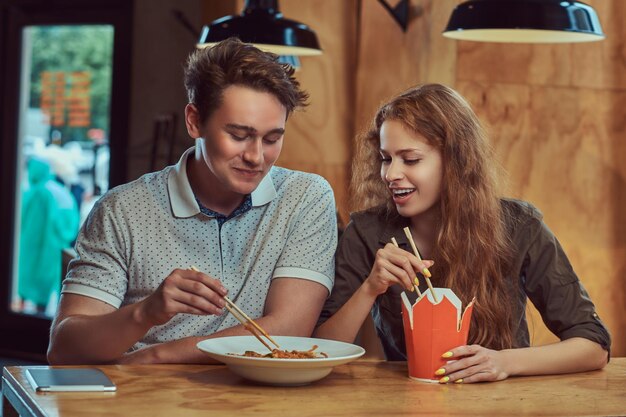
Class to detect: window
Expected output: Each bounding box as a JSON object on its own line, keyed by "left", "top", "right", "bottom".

{"left": 11, "top": 25, "right": 115, "bottom": 318}
{"left": 0, "top": 0, "right": 132, "bottom": 357}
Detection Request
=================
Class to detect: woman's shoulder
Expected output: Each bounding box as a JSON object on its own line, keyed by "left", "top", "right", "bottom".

{"left": 500, "top": 198, "right": 548, "bottom": 245}
{"left": 501, "top": 198, "right": 543, "bottom": 224}
{"left": 349, "top": 205, "right": 396, "bottom": 226}
{"left": 345, "top": 205, "right": 405, "bottom": 242}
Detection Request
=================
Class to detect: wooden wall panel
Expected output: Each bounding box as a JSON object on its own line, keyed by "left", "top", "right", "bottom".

{"left": 456, "top": 1, "right": 626, "bottom": 89}
{"left": 277, "top": 0, "right": 358, "bottom": 222}
{"left": 454, "top": 0, "right": 626, "bottom": 355}
{"left": 460, "top": 82, "right": 626, "bottom": 351}
{"left": 354, "top": 0, "right": 458, "bottom": 140}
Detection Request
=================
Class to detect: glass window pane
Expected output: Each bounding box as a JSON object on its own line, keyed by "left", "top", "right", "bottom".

{"left": 11, "top": 25, "right": 114, "bottom": 317}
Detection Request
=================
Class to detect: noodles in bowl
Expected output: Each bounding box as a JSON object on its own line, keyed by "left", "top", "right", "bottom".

{"left": 197, "top": 336, "right": 365, "bottom": 386}
{"left": 230, "top": 345, "right": 328, "bottom": 359}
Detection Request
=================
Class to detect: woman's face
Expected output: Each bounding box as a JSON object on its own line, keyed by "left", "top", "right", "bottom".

{"left": 379, "top": 119, "right": 443, "bottom": 219}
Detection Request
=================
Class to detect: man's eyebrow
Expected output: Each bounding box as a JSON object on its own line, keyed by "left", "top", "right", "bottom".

{"left": 264, "top": 128, "right": 285, "bottom": 136}
{"left": 225, "top": 124, "right": 285, "bottom": 136}
{"left": 225, "top": 123, "right": 257, "bottom": 134}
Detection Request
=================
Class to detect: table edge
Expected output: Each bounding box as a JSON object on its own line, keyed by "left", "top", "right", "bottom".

{"left": 3, "top": 366, "right": 46, "bottom": 417}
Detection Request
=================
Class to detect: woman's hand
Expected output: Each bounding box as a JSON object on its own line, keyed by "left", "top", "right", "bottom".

{"left": 362, "top": 243, "right": 433, "bottom": 296}
{"left": 436, "top": 344, "right": 511, "bottom": 383}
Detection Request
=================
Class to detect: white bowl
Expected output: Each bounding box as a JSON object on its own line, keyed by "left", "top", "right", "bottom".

{"left": 197, "top": 335, "right": 365, "bottom": 386}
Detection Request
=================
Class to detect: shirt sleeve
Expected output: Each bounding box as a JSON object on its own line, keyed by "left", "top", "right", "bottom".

{"left": 273, "top": 176, "right": 337, "bottom": 294}
{"left": 61, "top": 194, "right": 129, "bottom": 308}
{"left": 317, "top": 216, "right": 373, "bottom": 325}
{"left": 521, "top": 216, "right": 611, "bottom": 353}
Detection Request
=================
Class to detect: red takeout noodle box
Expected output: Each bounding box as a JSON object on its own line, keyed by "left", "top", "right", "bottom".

{"left": 401, "top": 288, "right": 474, "bottom": 382}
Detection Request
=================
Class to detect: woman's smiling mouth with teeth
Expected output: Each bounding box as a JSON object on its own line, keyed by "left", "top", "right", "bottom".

{"left": 393, "top": 188, "right": 415, "bottom": 196}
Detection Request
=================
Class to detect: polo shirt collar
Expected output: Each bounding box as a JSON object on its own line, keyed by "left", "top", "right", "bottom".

{"left": 251, "top": 167, "right": 277, "bottom": 207}
{"left": 167, "top": 147, "right": 278, "bottom": 218}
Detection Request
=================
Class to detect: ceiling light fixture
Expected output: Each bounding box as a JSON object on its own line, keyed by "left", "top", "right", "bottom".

{"left": 443, "top": 0, "right": 604, "bottom": 43}
{"left": 197, "top": 0, "right": 322, "bottom": 56}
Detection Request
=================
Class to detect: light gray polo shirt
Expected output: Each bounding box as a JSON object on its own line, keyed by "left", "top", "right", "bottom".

{"left": 62, "top": 148, "right": 337, "bottom": 349}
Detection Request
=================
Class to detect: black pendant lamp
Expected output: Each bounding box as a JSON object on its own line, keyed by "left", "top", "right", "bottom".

{"left": 197, "top": 0, "right": 322, "bottom": 56}
{"left": 443, "top": 0, "right": 604, "bottom": 43}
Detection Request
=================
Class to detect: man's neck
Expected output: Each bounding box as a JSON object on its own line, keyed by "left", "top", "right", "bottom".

{"left": 187, "top": 157, "right": 244, "bottom": 216}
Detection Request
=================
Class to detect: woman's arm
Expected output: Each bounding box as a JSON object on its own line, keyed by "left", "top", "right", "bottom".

{"left": 313, "top": 279, "right": 380, "bottom": 343}
{"left": 436, "top": 337, "right": 608, "bottom": 384}
{"left": 314, "top": 243, "right": 432, "bottom": 343}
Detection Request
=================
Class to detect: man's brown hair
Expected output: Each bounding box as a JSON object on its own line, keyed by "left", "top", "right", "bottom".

{"left": 184, "top": 37, "right": 308, "bottom": 124}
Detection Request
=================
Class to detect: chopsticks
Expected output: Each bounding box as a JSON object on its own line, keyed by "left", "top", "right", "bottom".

{"left": 391, "top": 237, "right": 422, "bottom": 296}
{"left": 189, "top": 266, "right": 280, "bottom": 351}
{"left": 402, "top": 227, "right": 439, "bottom": 303}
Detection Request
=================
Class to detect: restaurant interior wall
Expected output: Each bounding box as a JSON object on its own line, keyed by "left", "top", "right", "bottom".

{"left": 202, "top": 0, "right": 626, "bottom": 356}
{"left": 125, "top": 0, "right": 204, "bottom": 181}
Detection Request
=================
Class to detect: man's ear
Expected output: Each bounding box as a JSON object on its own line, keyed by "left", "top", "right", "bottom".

{"left": 185, "top": 103, "right": 202, "bottom": 138}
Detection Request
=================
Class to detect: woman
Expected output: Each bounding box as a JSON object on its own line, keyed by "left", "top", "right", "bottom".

{"left": 315, "top": 84, "right": 610, "bottom": 383}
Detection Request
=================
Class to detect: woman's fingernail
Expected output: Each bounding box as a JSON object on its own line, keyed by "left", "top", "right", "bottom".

{"left": 454, "top": 379, "right": 463, "bottom": 384}
{"left": 414, "top": 277, "right": 420, "bottom": 286}
{"left": 439, "top": 376, "right": 450, "bottom": 384}
{"left": 442, "top": 351, "right": 454, "bottom": 358}
{"left": 435, "top": 368, "right": 446, "bottom": 376}
{"left": 422, "top": 268, "right": 432, "bottom": 278}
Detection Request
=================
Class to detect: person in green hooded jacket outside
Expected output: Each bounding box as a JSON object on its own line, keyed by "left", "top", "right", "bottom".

{"left": 17, "top": 157, "right": 80, "bottom": 314}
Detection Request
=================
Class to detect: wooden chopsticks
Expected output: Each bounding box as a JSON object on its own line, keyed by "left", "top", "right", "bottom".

{"left": 401, "top": 227, "right": 439, "bottom": 303}
{"left": 391, "top": 237, "right": 422, "bottom": 296}
{"left": 189, "top": 266, "right": 280, "bottom": 351}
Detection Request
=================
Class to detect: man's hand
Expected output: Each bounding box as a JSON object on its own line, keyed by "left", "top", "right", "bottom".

{"left": 138, "top": 268, "right": 228, "bottom": 326}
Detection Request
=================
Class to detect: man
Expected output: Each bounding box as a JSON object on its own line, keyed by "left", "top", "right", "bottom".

{"left": 47, "top": 38, "right": 337, "bottom": 364}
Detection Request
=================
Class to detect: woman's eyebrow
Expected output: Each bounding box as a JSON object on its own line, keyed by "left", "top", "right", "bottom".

{"left": 379, "top": 148, "right": 425, "bottom": 155}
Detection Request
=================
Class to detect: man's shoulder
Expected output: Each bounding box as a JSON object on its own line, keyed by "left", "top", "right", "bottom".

{"left": 93, "top": 167, "right": 171, "bottom": 210}
{"left": 270, "top": 166, "right": 332, "bottom": 193}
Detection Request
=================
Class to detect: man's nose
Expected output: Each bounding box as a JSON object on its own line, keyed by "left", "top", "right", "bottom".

{"left": 242, "top": 138, "right": 263, "bottom": 165}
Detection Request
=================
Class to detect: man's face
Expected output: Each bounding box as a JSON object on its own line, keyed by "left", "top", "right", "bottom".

{"left": 187, "top": 85, "right": 287, "bottom": 199}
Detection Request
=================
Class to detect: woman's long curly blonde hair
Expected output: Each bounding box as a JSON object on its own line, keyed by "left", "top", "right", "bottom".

{"left": 352, "top": 84, "right": 515, "bottom": 350}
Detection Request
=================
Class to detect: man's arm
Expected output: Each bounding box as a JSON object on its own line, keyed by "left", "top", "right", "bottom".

{"left": 119, "top": 277, "right": 328, "bottom": 364}
{"left": 47, "top": 268, "right": 227, "bottom": 365}
{"left": 47, "top": 294, "right": 151, "bottom": 364}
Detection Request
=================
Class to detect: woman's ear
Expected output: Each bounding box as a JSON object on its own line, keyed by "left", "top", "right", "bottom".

{"left": 184, "top": 103, "right": 202, "bottom": 138}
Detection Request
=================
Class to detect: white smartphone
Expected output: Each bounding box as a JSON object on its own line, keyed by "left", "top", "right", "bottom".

{"left": 25, "top": 368, "right": 116, "bottom": 392}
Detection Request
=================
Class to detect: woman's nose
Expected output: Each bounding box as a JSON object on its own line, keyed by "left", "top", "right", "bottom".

{"left": 383, "top": 160, "right": 403, "bottom": 182}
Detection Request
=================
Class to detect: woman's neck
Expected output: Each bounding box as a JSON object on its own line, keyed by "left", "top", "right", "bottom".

{"left": 408, "top": 207, "right": 440, "bottom": 259}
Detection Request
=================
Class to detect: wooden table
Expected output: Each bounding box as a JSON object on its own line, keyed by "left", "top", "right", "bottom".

{"left": 3, "top": 359, "right": 626, "bottom": 417}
